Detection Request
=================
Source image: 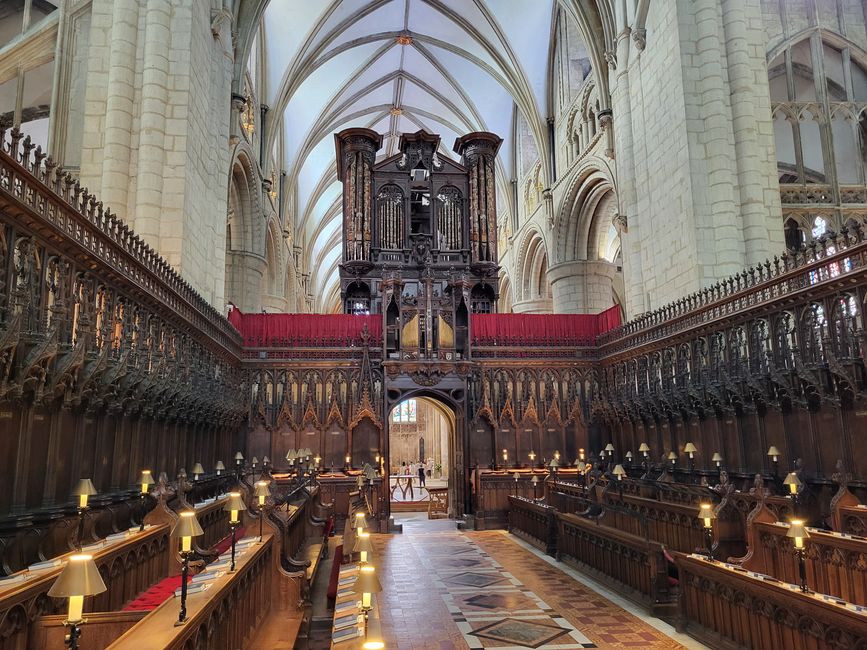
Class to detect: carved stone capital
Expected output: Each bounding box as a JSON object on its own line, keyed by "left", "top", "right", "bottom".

{"left": 632, "top": 28, "right": 647, "bottom": 51}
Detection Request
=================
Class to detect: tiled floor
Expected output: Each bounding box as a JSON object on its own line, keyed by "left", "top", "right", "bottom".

{"left": 370, "top": 514, "right": 705, "bottom": 650}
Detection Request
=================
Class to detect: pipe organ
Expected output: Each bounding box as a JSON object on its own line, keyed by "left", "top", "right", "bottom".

{"left": 335, "top": 129, "right": 502, "bottom": 363}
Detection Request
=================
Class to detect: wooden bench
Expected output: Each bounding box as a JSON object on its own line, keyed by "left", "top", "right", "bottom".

{"left": 0, "top": 519, "right": 173, "bottom": 650}
{"left": 508, "top": 496, "right": 557, "bottom": 556}
{"left": 744, "top": 519, "right": 867, "bottom": 606}
{"left": 675, "top": 551, "right": 867, "bottom": 650}
{"left": 106, "top": 534, "right": 275, "bottom": 650}
{"left": 556, "top": 511, "right": 676, "bottom": 615}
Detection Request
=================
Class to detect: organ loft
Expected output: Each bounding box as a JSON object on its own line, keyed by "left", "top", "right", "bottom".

{"left": 336, "top": 129, "right": 502, "bottom": 363}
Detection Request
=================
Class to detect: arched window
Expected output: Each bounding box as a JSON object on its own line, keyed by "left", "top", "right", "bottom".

{"left": 770, "top": 37, "right": 867, "bottom": 207}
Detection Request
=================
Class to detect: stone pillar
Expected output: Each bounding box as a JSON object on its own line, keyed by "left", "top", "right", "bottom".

{"left": 97, "top": 0, "right": 140, "bottom": 217}
{"left": 133, "top": 0, "right": 171, "bottom": 245}
{"left": 511, "top": 298, "right": 553, "bottom": 314}
{"left": 721, "top": 0, "right": 784, "bottom": 263}
{"left": 547, "top": 260, "right": 617, "bottom": 314}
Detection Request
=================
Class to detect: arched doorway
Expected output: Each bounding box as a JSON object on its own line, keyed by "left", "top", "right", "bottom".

{"left": 385, "top": 394, "right": 458, "bottom": 519}
{"left": 387, "top": 397, "right": 454, "bottom": 512}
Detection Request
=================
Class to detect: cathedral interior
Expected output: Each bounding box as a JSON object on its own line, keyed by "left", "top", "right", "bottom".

{"left": 1, "top": 1, "right": 867, "bottom": 649}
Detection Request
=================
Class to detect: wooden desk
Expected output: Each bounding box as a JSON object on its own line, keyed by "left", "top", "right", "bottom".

{"left": 675, "top": 551, "right": 867, "bottom": 649}
{"left": 330, "top": 563, "right": 383, "bottom": 649}
{"left": 107, "top": 534, "right": 273, "bottom": 650}
{"left": 0, "top": 523, "right": 171, "bottom": 650}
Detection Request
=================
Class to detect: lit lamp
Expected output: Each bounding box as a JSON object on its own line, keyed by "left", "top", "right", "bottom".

{"left": 234, "top": 451, "right": 245, "bottom": 482}
{"left": 604, "top": 443, "right": 614, "bottom": 458}
{"left": 667, "top": 451, "right": 678, "bottom": 469}
{"left": 548, "top": 457, "right": 560, "bottom": 477}
{"left": 345, "top": 453, "right": 352, "bottom": 470}
{"left": 787, "top": 519, "right": 810, "bottom": 592}
{"left": 625, "top": 451, "right": 633, "bottom": 463}
{"left": 353, "top": 565, "right": 382, "bottom": 632}
{"left": 251, "top": 456, "right": 259, "bottom": 470}
{"left": 172, "top": 511, "right": 203, "bottom": 625}
{"left": 72, "top": 479, "right": 97, "bottom": 551}
{"left": 501, "top": 448, "right": 508, "bottom": 467}
{"left": 784, "top": 471, "right": 803, "bottom": 516}
{"left": 639, "top": 443, "right": 651, "bottom": 474}
{"left": 314, "top": 454, "right": 321, "bottom": 467}
{"left": 554, "top": 450, "right": 561, "bottom": 461}
{"left": 262, "top": 456, "right": 270, "bottom": 469}
{"left": 191, "top": 463, "right": 205, "bottom": 481}
{"left": 138, "top": 470, "right": 154, "bottom": 532}
{"left": 48, "top": 554, "right": 107, "bottom": 650}
{"left": 767, "top": 445, "right": 781, "bottom": 477}
{"left": 528, "top": 450, "right": 536, "bottom": 466}
{"left": 683, "top": 442, "right": 697, "bottom": 477}
{"left": 286, "top": 449, "right": 296, "bottom": 468}
{"left": 512, "top": 471, "right": 520, "bottom": 497}
{"left": 355, "top": 511, "right": 368, "bottom": 536}
{"left": 531, "top": 475, "right": 539, "bottom": 499}
{"left": 578, "top": 448, "right": 585, "bottom": 461}
{"left": 254, "top": 480, "right": 271, "bottom": 543}
{"left": 698, "top": 502, "right": 716, "bottom": 560}
{"left": 711, "top": 452, "right": 723, "bottom": 468}
{"left": 353, "top": 531, "right": 374, "bottom": 565}
{"left": 223, "top": 492, "right": 247, "bottom": 572}
{"left": 215, "top": 460, "right": 225, "bottom": 476}
{"left": 612, "top": 464, "right": 626, "bottom": 497}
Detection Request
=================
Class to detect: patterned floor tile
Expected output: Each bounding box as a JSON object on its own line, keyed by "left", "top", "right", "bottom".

{"left": 366, "top": 514, "right": 697, "bottom": 649}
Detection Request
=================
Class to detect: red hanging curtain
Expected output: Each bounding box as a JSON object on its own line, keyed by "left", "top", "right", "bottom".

{"left": 227, "top": 309, "right": 381, "bottom": 347}
{"left": 470, "top": 308, "right": 622, "bottom": 347}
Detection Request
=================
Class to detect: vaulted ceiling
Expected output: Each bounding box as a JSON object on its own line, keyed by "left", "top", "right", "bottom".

{"left": 258, "top": 0, "right": 613, "bottom": 311}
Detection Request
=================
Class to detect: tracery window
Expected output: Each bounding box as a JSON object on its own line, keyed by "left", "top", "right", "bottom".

{"left": 392, "top": 399, "right": 417, "bottom": 423}
{"left": 770, "top": 37, "right": 867, "bottom": 207}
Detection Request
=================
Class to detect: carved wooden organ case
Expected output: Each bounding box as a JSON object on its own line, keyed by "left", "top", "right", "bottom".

{"left": 335, "top": 128, "right": 502, "bottom": 363}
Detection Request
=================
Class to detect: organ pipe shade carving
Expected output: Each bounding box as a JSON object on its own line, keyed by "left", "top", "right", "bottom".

{"left": 436, "top": 186, "right": 463, "bottom": 250}
{"left": 377, "top": 185, "right": 405, "bottom": 249}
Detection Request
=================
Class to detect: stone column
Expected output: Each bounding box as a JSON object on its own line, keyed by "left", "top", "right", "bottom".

{"left": 721, "top": 0, "right": 784, "bottom": 263}
{"left": 98, "top": 0, "right": 140, "bottom": 217}
{"left": 133, "top": 0, "right": 171, "bottom": 245}
{"left": 548, "top": 260, "right": 617, "bottom": 314}
{"left": 511, "top": 298, "right": 553, "bottom": 314}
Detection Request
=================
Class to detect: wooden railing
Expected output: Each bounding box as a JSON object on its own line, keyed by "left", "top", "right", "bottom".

{"left": 555, "top": 511, "right": 675, "bottom": 614}
{"left": 508, "top": 496, "right": 557, "bottom": 556}
{"left": 675, "top": 552, "right": 867, "bottom": 650}
{"left": 0, "top": 125, "right": 241, "bottom": 356}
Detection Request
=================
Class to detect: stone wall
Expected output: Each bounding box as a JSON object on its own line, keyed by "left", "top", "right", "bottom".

{"left": 75, "top": 0, "right": 235, "bottom": 308}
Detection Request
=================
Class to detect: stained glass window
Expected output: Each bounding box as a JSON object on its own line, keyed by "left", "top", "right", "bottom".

{"left": 392, "top": 399, "right": 417, "bottom": 423}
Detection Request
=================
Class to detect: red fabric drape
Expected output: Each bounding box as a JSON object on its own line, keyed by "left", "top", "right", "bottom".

{"left": 228, "top": 309, "right": 381, "bottom": 347}
{"left": 470, "top": 307, "right": 621, "bottom": 347}
{"left": 228, "top": 306, "right": 621, "bottom": 348}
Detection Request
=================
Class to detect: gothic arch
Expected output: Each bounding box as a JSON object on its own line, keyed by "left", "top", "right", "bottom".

{"left": 554, "top": 158, "right": 616, "bottom": 264}
{"left": 227, "top": 143, "right": 264, "bottom": 256}
{"left": 520, "top": 231, "right": 551, "bottom": 301}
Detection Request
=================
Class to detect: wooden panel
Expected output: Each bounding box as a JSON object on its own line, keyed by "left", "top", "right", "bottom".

{"left": 30, "top": 611, "right": 147, "bottom": 650}
{"left": 675, "top": 552, "right": 867, "bottom": 650}
{"left": 556, "top": 512, "right": 675, "bottom": 614}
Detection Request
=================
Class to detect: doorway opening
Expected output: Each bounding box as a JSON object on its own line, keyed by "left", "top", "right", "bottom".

{"left": 387, "top": 397, "right": 454, "bottom": 516}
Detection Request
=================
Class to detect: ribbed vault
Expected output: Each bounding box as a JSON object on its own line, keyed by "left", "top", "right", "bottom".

{"left": 256, "top": 0, "right": 616, "bottom": 309}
